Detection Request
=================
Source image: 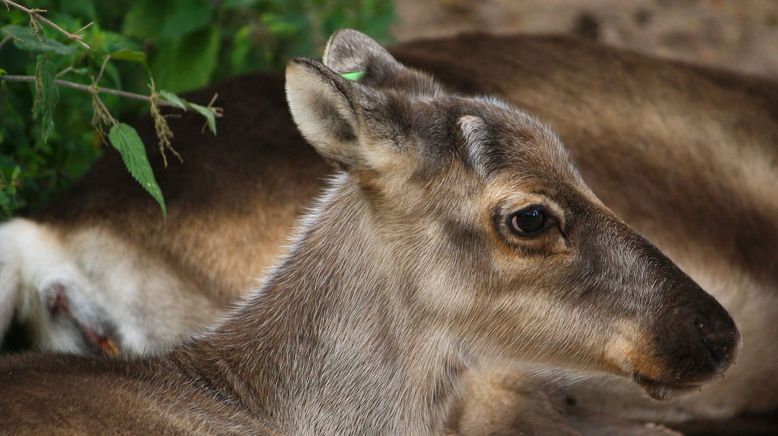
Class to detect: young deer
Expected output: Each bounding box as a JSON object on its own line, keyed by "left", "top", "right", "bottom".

{"left": 0, "top": 30, "right": 738, "bottom": 433}
{"left": 389, "top": 34, "right": 778, "bottom": 425}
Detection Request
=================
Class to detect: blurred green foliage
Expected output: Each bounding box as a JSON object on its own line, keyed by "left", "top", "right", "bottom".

{"left": 0, "top": 0, "right": 394, "bottom": 216}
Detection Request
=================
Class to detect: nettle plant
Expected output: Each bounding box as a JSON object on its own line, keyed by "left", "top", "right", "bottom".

{"left": 0, "top": 0, "right": 224, "bottom": 215}
{"left": 0, "top": 0, "right": 393, "bottom": 216}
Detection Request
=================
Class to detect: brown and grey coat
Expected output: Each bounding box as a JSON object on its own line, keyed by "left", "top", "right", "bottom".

{"left": 0, "top": 31, "right": 740, "bottom": 434}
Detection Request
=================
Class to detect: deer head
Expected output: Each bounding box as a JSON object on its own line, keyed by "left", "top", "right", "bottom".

{"left": 286, "top": 30, "right": 739, "bottom": 401}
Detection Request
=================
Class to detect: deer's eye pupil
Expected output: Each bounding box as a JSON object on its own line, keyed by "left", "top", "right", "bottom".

{"left": 509, "top": 206, "right": 547, "bottom": 235}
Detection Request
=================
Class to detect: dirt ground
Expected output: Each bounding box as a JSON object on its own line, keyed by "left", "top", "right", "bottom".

{"left": 392, "top": 0, "right": 778, "bottom": 77}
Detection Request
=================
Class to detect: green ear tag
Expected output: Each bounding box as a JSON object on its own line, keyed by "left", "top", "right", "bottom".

{"left": 340, "top": 70, "right": 365, "bottom": 81}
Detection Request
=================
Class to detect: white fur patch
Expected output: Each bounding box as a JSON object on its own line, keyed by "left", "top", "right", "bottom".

{"left": 459, "top": 115, "right": 491, "bottom": 178}
{"left": 0, "top": 218, "right": 221, "bottom": 355}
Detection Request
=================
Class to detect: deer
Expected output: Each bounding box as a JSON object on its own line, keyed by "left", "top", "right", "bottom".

{"left": 0, "top": 30, "right": 739, "bottom": 434}
{"left": 2, "top": 32, "right": 774, "bottom": 433}
{"left": 388, "top": 33, "right": 778, "bottom": 427}
{"left": 2, "top": 54, "right": 596, "bottom": 436}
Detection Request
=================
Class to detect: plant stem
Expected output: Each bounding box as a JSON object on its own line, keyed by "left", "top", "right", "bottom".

{"left": 0, "top": 74, "right": 179, "bottom": 108}
{"left": 1, "top": 0, "right": 91, "bottom": 49}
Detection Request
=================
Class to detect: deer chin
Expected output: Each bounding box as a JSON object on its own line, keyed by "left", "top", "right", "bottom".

{"left": 603, "top": 315, "right": 738, "bottom": 401}
{"left": 631, "top": 373, "right": 702, "bottom": 401}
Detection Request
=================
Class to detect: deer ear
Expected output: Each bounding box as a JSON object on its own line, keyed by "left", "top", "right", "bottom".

{"left": 286, "top": 57, "right": 374, "bottom": 168}
{"left": 323, "top": 29, "right": 403, "bottom": 86}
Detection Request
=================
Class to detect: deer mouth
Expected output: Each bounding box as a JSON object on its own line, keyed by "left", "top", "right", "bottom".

{"left": 631, "top": 373, "right": 702, "bottom": 400}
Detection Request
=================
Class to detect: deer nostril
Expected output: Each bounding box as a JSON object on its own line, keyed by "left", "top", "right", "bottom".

{"left": 693, "top": 316, "right": 736, "bottom": 371}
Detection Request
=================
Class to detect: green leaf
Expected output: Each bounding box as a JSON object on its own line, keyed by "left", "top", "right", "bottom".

{"left": 110, "top": 48, "right": 147, "bottom": 64}
{"left": 187, "top": 102, "right": 216, "bottom": 135}
{"left": 0, "top": 68, "right": 6, "bottom": 76}
{"left": 151, "top": 27, "right": 220, "bottom": 92}
{"left": 160, "top": 90, "right": 218, "bottom": 135}
{"left": 0, "top": 190, "right": 10, "bottom": 217}
{"left": 108, "top": 123, "right": 167, "bottom": 215}
{"left": 159, "top": 90, "right": 187, "bottom": 110}
{"left": 340, "top": 71, "right": 365, "bottom": 81}
{"left": 159, "top": 1, "right": 214, "bottom": 39}
{"left": 260, "top": 13, "right": 299, "bottom": 37}
{"left": 32, "top": 55, "right": 59, "bottom": 143}
{"left": 60, "top": 0, "right": 98, "bottom": 20}
{"left": 228, "top": 25, "right": 253, "bottom": 74}
{"left": 123, "top": 0, "right": 213, "bottom": 40}
{"left": 122, "top": 1, "right": 167, "bottom": 39}
{"left": 2, "top": 25, "right": 76, "bottom": 55}
{"left": 0, "top": 164, "right": 21, "bottom": 216}
{"left": 222, "top": 0, "right": 258, "bottom": 8}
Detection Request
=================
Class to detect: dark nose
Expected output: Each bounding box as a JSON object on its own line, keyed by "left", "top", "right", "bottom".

{"left": 690, "top": 312, "right": 739, "bottom": 372}
{"left": 653, "top": 281, "right": 740, "bottom": 384}
{"left": 636, "top": 297, "right": 738, "bottom": 400}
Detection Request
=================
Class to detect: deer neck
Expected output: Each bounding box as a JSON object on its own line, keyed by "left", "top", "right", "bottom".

{"left": 195, "top": 173, "right": 472, "bottom": 434}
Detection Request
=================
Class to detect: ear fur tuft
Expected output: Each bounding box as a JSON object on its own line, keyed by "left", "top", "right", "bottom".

{"left": 459, "top": 115, "right": 492, "bottom": 178}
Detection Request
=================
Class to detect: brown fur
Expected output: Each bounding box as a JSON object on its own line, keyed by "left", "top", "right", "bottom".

{"left": 4, "top": 32, "right": 740, "bottom": 431}
{"left": 390, "top": 34, "right": 778, "bottom": 423}
{"left": 392, "top": 34, "right": 778, "bottom": 288}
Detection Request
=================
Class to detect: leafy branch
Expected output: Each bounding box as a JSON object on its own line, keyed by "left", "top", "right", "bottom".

{"left": 0, "top": 0, "right": 393, "bottom": 218}
{"left": 1, "top": 0, "right": 90, "bottom": 49}
{"left": 0, "top": 74, "right": 183, "bottom": 107}
{"left": 0, "top": 1, "right": 223, "bottom": 215}
{"left": 0, "top": 72, "right": 223, "bottom": 125}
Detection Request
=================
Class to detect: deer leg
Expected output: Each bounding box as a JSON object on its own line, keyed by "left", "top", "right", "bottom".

{"left": 42, "top": 280, "right": 120, "bottom": 357}
{"left": 0, "top": 218, "right": 122, "bottom": 355}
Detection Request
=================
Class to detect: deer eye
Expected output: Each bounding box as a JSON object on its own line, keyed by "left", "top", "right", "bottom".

{"left": 508, "top": 205, "right": 548, "bottom": 236}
